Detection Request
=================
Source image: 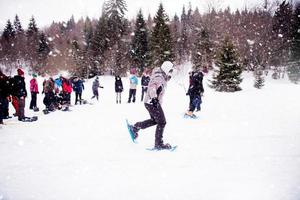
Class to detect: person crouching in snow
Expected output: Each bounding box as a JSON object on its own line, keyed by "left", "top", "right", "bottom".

{"left": 91, "top": 76, "right": 103, "bottom": 101}
{"left": 127, "top": 61, "right": 175, "bottom": 150}
{"left": 29, "top": 73, "right": 39, "bottom": 111}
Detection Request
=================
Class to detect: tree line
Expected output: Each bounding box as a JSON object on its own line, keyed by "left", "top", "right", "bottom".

{"left": 0, "top": 0, "right": 300, "bottom": 86}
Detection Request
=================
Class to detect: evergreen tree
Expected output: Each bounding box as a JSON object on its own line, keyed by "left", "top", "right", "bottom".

{"left": 91, "top": 11, "right": 109, "bottom": 74}
{"left": 192, "top": 28, "right": 213, "bottom": 71}
{"left": 130, "top": 9, "right": 149, "bottom": 74}
{"left": 104, "top": 0, "right": 127, "bottom": 47}
{"left": 149, "top": 3, "right": 174, "bottom": 67}
{"left": 13, "top": 15, "right": 26, "bottom": 60}
{"left": 2, "top": 20, "right": 15, "bottom": 42}
{"left": 272, "top": 0, "right": 293, "bottom": 67}
{"left": 170, "top": 14, "right": 182, "bottom": 64}
{"left": 254, "top": 67, "right": 265, "bottom": 89}
{"left": 1, "top": 20, "right": 16, "bottom": 67}
{"left": 26, "top": 16, "right": 39, "bottom": 67}
{"left": 180, "top": 6, "right": 189, "bottom": 61}
{"left": 14, "top": 15, "right": 24, "bottom": 34}
{"left": 82, "top": 17, "right": 94, "bottom": 78}
{"left": 288, "top": 2, "right": 300, "bottom": 83}
{"left": 36, "top": 32, "right": 50, "bottom": 73}
{"left": 210, "top": 36, "right": 242, "bottom": 92}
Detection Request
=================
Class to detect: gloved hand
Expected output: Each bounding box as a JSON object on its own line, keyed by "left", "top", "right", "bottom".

{"left": 150, "top": 98, "right": 159, "bottom": 108}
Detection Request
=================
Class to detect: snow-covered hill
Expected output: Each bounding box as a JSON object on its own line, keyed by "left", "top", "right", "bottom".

{"left": 1, "top": 67, "right": 300, "bottom": 200}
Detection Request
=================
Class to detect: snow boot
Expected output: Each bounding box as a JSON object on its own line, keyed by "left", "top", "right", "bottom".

{"left": 128, "top": 125, "right": 139, "bottom": 140}
{"left": 154, "top": 143, "right": 172, "bottom": 150}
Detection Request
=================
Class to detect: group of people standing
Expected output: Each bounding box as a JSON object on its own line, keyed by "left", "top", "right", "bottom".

{"left": 1, "top": 63, "right": 204, "bottom": 151}
{"left": 0, "top": 68, "right": 34, "bottom": 123}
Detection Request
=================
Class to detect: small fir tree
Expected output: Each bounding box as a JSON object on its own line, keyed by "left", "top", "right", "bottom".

{"left": 210, "top": 36, "right": 243, "bottom": 92}
{"left": 149, "top": 3, "right": 174, "bottom": 67}
{"left": 130, "top": 9, "right": 149, "bottom": 75}
{"left": 254, "top": 67, "right": 265, "bottom": 89}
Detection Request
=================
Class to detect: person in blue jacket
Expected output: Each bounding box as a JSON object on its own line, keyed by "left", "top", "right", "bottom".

{"left": 72, "top": 77, "right": 84, "bottom": 105}
{"left": 128, "top": 69, "right": 138, "bottom": 103}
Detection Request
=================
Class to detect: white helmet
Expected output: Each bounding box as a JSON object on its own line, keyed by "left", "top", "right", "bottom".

{"left": 161, "top": 61, "right": 174, "bottom": 75}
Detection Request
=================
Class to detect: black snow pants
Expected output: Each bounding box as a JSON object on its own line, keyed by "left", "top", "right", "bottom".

{"left": 134, "top": 103, "right": 166, "bottom": 146}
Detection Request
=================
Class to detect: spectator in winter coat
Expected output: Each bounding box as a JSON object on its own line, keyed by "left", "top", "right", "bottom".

{"left": 72, "top": 77, "right": 85, "bottom": 105}
{"left": 115, "top": 75, "right": 123, "bottom": 104}
{"left": 43, "top": 78, "right": 56, "bottom": 111}
{"left": 0, "top": 70, "right": 10, "bottom": 124}
{"left": 91, "top": 76, "right": 103, "bottom": 101}
{"left": 140, "top": 70, "right": 150, "bottom": 101}
{"left": 128, "top": 70, "right": 138, "bottom": 103}
{"left": 14, "top": 68, "right": 28, "bottom": 121}
{"left": 186, "top": 70, "right": 204, "bottom": 117}
{"left": 127, "top": 61, "right": 175, "bottom": 150}
{"left": 29, "top": 73, "right": 39, "bottom": 111}
{"left": 8, "top": 76, "right": 18, "bottom": 116}
{"left": 61, "top": 77, "right": 72, "bottom": 109}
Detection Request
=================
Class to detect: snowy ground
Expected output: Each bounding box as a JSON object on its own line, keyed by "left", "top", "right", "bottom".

{"left": 1, "top": 67, "right": 300, "bottom": 200}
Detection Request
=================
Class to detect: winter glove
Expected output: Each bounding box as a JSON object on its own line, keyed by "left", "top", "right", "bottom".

{"left": 150, "top": 98, "right": 159, "bottom": 108}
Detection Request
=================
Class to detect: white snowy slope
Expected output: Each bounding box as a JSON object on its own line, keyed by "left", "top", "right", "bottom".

{"left": 0, "top": 65, "right": 300, "bottom": 200}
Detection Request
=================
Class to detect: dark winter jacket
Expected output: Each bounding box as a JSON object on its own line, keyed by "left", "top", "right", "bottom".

{"left": 187, "top": 71, "right": 204, "bottom": 97}
{"left": 73, "top": 79, "right": 84, "bottom": 93}
{"left": 141, "top": 75, "right": 150, "bottom": 87}
{"left": 115, "top": 76, "right": 123, "bottom": 93}
{"left": 13, "top": 75, "right": 27, "bottom": 98}
{"left": 0, "top": 71, "right": 10, "bottom": 98}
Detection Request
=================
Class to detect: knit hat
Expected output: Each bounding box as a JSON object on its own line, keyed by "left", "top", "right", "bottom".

{"left": 17, "top": 68, "right": 24, "bottom": 76}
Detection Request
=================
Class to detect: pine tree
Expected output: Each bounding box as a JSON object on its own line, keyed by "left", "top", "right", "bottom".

{"left": 13, "top": 15, "right": 26, "bottom": 60}
{"left": 149, "top": 3, "right": 174, "bottom": 67}
{"left": 170, "top": 14, "right": 182, "bottom": 64}
{"left": 210, "top": 36, "right": 243, "bottom": 92}
{"left": 288, "top": 2, "right": 300, "bottom": 83}
{"left": 180, "top": 6, "right": 189, "bottom": 61}
{"left": 1, "top": 20, "right": 16, "bottom": 67}
{"left": 130, "top": 9, "right": 149, "bottom": 75}
{"left": 91, "top": 11, "right": 109, "bottom": 74}
{"left": 192, "top": 28, "right": 213, "bottom": 71}
{"left": 104, "top": 0, "right": 127, "bottom": 47}
{"left": 36, "top": 32, "right": 50, "bottom": 73}
{"left": 82, "top": 17, "right": 94, "bottom": 78}
{"left": 2, "top": 20, "right": 15, "bottom": 43}
{"left": 254, "top": 67, "right": 265, "bottom": 89}
{"left": 26, "top": 16, "right": 39, "bottom": 67}
{"left": 272, "top": 0, "right": 293, "bottom": 67}
{"left": 14, "top": 15, "right": 24, "bottom": 34}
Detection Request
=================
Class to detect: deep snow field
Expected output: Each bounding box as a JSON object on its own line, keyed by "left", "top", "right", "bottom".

{"left": 0, "top": 66, "right": 300, "bottom": 200}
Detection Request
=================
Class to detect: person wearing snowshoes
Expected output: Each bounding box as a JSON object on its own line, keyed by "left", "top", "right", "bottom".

{"left": 61, "top": 76, "right": 72, "bottom": 111}
{"left": 91, "top": 76, "right": 103, "bottom": 101}
{"left": 127, "top": 68, "right": 138, "bottom": 103}
{"left": 141, "top": 69, "right": 150, "bottom": 102}
{"left": 29, "top": 73, "right": 39, "bottom": 112}
{"left": 115, "top": 75, "right": 123, "bottom": 104}
{"left": 185, "top": 69, "right": 204, "bottom": 118}
{"left": 14, "top": 68, "right": 28, "bottom": 121}
{"left": 128, "top": 61, "right": 175, "bottom": 150}
{"left": 72, "top": 77, "right": 85, "bottom": 105}
{"left": 0, "top": 70, "right": 10, "bottom": 124}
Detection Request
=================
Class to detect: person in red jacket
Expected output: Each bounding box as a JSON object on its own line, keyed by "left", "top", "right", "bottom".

{"left": 29, "top": 73, "right": 39, "bottom": 111}
{"left": 61, "top": 76, "right": 72, "bottom": 110}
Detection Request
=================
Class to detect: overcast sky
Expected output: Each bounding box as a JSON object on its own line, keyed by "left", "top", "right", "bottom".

{"left": 0, "top": 0, "right": 270, "bottom": 30}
